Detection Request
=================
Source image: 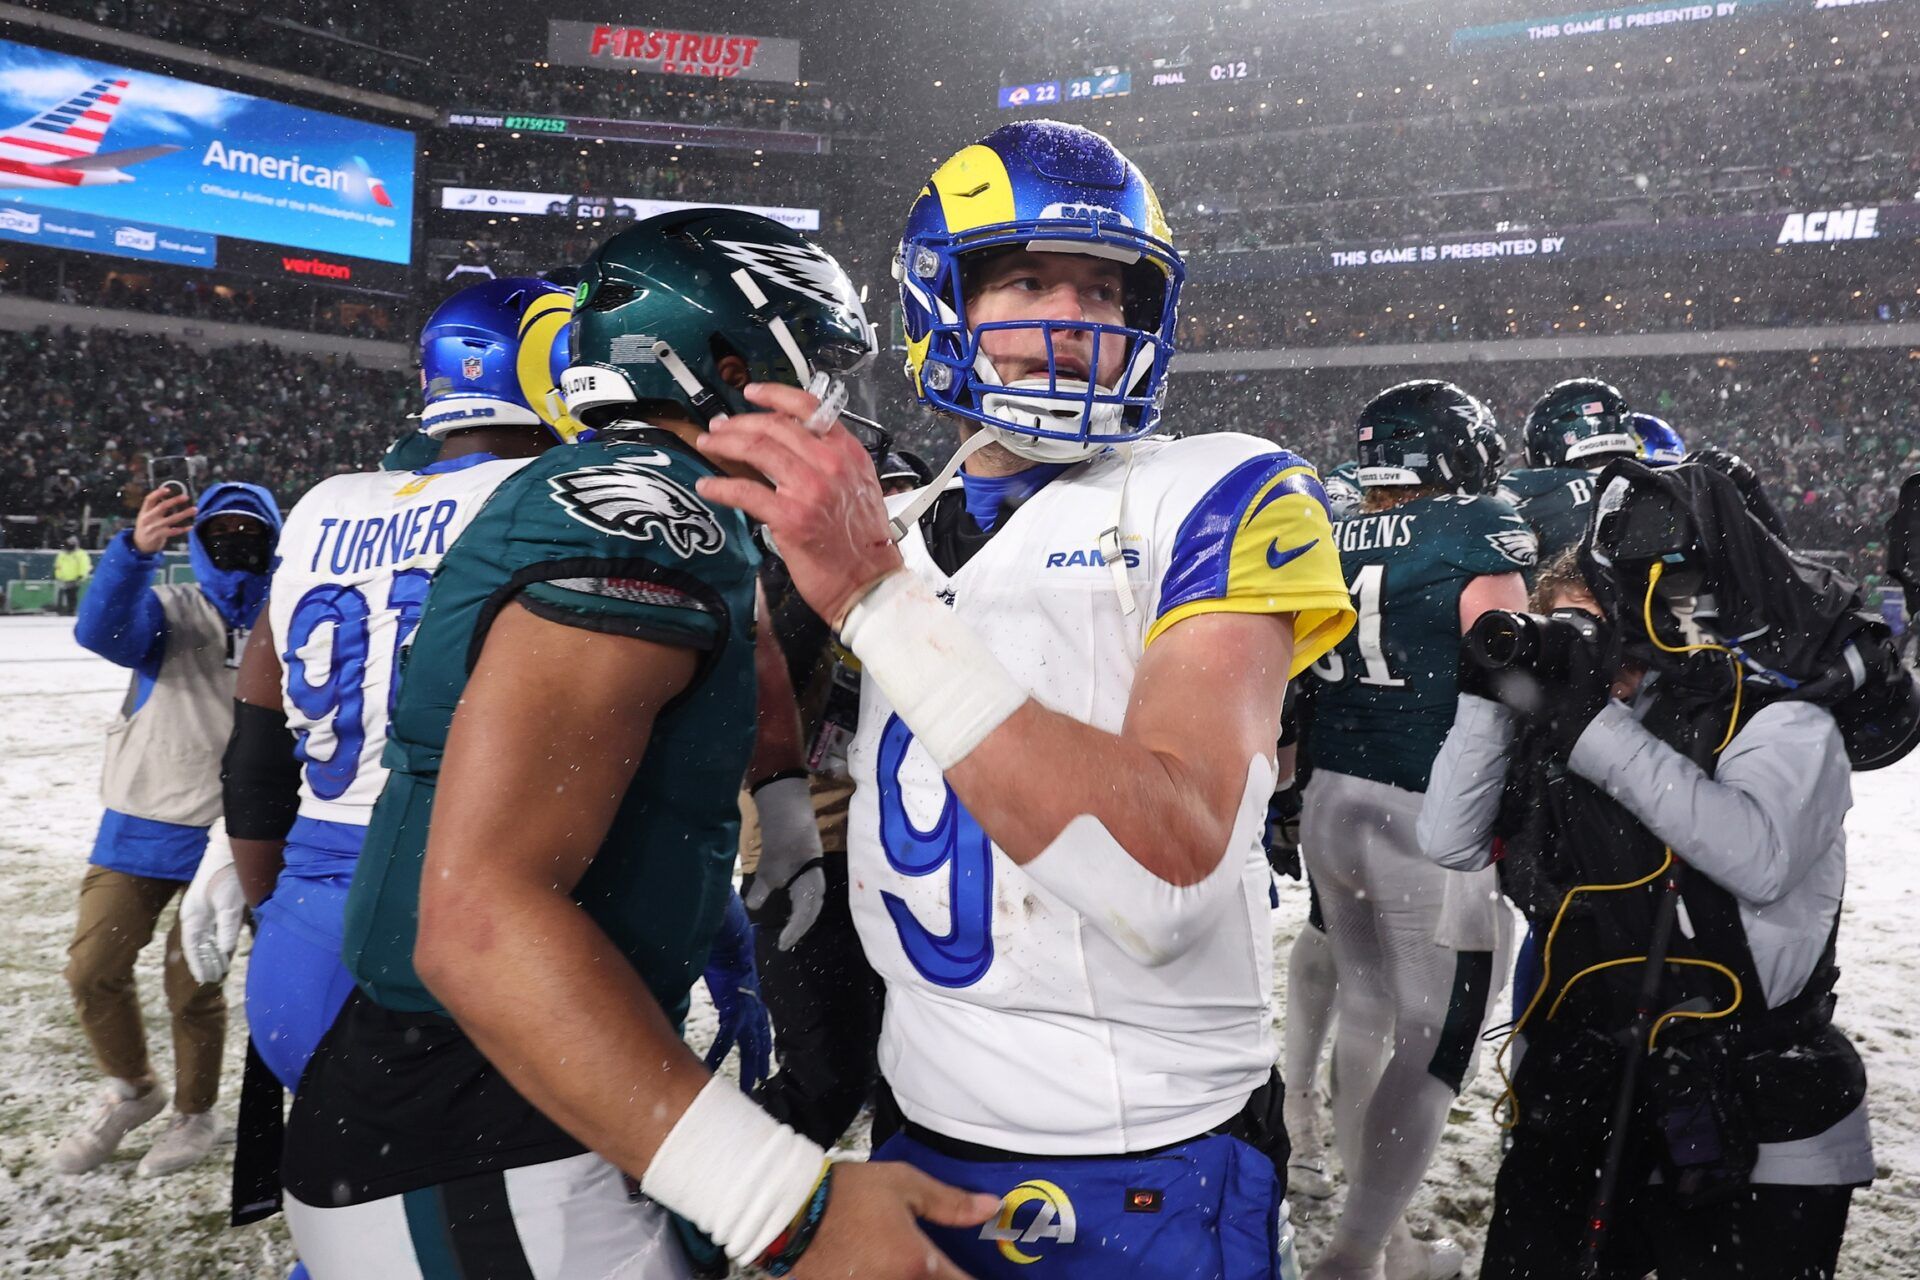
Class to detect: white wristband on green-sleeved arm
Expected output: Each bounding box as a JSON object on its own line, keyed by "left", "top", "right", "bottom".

{"left": 838, "top": 570, "right": 1028, "bottom": 769}
{"left": 640, "top": 1075, "right": 826, "bottom": 1263}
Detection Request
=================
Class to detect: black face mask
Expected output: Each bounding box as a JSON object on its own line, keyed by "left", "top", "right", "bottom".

{"left": 203, "top": 529, "right": 273, "bottom": 574}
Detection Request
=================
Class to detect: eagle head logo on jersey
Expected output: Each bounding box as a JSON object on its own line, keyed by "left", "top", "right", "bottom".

{"left": 547, "top": 458, "right": 726, "bottom": 558}
{"left": 1486, "top": 527, "right": 1540, "bottom": 567}
{"left": 979, "top": 1179, "right": 1078, "bottom": 1264}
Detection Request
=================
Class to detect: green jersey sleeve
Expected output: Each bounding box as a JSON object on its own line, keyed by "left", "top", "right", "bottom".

{"left": 501, "top": 440, "right": 757, "bottom": 651}
{"left": 1434, "top": 496, "right": 1540, "bottom": 578}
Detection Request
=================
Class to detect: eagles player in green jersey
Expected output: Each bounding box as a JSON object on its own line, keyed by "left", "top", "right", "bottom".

{"left": 1300, "top": 381, "right": 1534, "bottom": 1280}
{"left": 1496, "top": 377, "right": 1639, "bottom": 563}
{"left": 282, "top": 211, "right": 997, "bottom": 1280}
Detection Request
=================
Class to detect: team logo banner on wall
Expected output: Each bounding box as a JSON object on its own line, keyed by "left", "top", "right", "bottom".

{"left": 0, "top": 37, "right": 415, "bottom": 265}
{"left": 546, "top": 21, "right": 801, "bottom": 82}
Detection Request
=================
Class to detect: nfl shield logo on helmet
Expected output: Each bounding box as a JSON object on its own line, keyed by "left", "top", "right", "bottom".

{"left": 463, "top": 355, "right": 485, "bottom": 381}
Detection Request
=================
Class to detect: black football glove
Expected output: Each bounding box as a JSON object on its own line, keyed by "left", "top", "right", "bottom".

{"left": 1264, "top": 787, "right": 1304, "bottom": 881}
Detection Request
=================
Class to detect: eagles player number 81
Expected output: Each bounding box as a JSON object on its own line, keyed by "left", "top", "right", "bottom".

{"left": 1310, "top": 564, "right": 1405, "bottom": 687}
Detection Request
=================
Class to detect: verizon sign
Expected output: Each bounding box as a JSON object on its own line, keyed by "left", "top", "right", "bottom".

{"left": 280, "top": 254, "right": 352, "bottom": 280}
{"left": 547, "top": 21, "right": 800, "bottom": 82}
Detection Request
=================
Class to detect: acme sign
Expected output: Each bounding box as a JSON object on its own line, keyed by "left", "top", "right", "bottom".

{"left": 1776, "top": 208, "right": 1880, "bottom": 244}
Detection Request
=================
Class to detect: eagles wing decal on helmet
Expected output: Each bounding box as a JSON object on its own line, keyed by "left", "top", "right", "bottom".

{"left": 547, "top": 457, "right": 726, "bottom": 558}
{"left": 1486, "top": 528, "right": 1540, "bottom": 567}
{"left": 711, "top": 238, "right": 863, "bottom": 311}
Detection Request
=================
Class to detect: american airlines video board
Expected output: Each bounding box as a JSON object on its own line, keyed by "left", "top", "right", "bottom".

{"left": 0, "top": 38, "right": 416, "bottom": 270}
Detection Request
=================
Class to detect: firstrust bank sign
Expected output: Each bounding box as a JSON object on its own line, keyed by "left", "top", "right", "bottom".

{"left": 546, "top": 20, "right": 800, "bottom": 82}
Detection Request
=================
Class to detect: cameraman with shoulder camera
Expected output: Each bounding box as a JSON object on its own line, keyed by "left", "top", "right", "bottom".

{"left": 1417, "top": 458, "right": 1885, "bottom": 1280}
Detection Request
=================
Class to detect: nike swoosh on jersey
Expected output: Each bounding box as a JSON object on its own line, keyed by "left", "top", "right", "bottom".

{"left": 1267, "top": 537, "right": 1320, "bottom": 570}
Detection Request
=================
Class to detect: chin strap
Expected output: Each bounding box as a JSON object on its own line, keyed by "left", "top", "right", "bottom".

{"left": 887, "top": 431, "right": 998, "bottom": 542}
{"left": 1100, "top": 443, "right": 1138, "bottom": 616}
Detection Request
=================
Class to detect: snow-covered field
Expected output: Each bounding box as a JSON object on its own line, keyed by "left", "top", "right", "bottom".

{"left": 0, "top": 612, "right": 1914, "bottom": 1278}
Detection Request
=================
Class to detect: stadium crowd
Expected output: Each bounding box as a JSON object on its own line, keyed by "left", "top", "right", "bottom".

{"left": 0, "top": 326, "right": 410, "bottom": 548}
{"left": 26, "top": 0, "right": 430, "bottom": 98}
{"left": 1155, "top": 70, "right": 1915, "bottom": 253}
{"left": 1010, "top": 0, "right": 1912, "bottom": 140}
{"left": 436, "top": 144, "right": 833, "bottom": 213}
{"left": 1160, "top": 350, "right": 1919, "bottom": 582}
{"left": 454, "top": 62, "right": 861, "bottom": 134}
{"left": 1174, "top": 269, "right": 1920, "bottom": 351}
{"left": 3, "top": 321, "right": 1906, "bottom": 586}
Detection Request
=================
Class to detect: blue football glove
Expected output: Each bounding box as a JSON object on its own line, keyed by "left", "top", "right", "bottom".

{"left": 701, "top": 889, "right": 773, "bottom": 1092}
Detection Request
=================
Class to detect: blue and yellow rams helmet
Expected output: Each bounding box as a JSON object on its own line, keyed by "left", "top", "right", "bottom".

{"left": 896, "top": 120, "right": 1183, "bottom": 460}
{"left": 1632, "top": 412, "right": 1687, "bottom": 467}
{"left": 420, "top": 277, "right": 587, "bottom": 441}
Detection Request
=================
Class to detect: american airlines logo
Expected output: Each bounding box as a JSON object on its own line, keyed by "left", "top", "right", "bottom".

{"left": 1776, "top": 208, "right": 1879, "bottom": 244}
{"left": 201, "top": 140, "right": 393, "bottom": 207}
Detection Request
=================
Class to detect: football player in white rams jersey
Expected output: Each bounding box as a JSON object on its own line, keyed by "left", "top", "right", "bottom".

{"left": 200, "top": 277, "right": 579, "bottom": 1098}
{"left": 695, "top": 120, "right": 1356, "bottom": 1279}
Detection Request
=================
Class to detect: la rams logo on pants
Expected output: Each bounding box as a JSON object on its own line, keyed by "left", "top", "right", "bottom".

{"left": 979, "top": 1179, "right": 1077, "bottom": 1264}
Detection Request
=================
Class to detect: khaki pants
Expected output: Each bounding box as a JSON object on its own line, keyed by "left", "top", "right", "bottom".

{"left": 64, "top": 865, "right": 226, "bottom": 1113}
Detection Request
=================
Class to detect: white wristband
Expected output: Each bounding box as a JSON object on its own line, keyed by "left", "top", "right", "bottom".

{"left": 838, "top": 570, "right": 1027, "bottom": 769}
{"left": 641, "top": 1075, "right": 826, "bottom": 1263}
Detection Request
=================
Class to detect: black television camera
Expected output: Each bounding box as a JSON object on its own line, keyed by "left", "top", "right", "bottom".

{"left": 1564, "top": 457, "right": 1917, "bottom": 769}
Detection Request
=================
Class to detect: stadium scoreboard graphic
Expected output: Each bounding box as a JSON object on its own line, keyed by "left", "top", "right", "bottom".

{"left": 0, "top": 38, "right": 415, "bottom": 274}
{"left": 999, "top": 46, "right": 1258, "bottom": 107}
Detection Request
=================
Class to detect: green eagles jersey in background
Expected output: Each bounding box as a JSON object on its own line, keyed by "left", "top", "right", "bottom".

{"left": 1307, "top": 494, "right": 1537, "bottom": 793}
{"left": 1498, "top": 466, "right": 1599, "bottom": 566}
{"left": 343, "top": 430, "right": 760, "bottom": 1029}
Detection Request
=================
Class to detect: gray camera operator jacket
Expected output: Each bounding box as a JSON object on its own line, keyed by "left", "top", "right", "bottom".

{"left": 1417, "top": 689, "right": 1873, "bottom": 1188}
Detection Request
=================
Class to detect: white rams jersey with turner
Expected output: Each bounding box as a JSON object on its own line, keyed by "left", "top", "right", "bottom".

{"left": 267, "top": 455, "right": 534, "bottom": 824}
{"left": 846, "top": 433, "right": 1353, "bottom": 1155}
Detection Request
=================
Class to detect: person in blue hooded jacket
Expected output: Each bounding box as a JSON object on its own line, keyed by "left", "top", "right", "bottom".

{"left": 54, "top": 478, "right": 281, "bottom": 1180}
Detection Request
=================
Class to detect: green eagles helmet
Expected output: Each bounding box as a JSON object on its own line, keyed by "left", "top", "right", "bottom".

{"left": 1355, "top": 380, "right": 1498, "bottom": 493}
{"left": 1523, "top": 377, "right": 1636, "bottom": 469}
{"left": 562, "top": 209, "right": 876, "bottom": 429}
{"left": 1324, "top": 460, "right": 1364, "bottom": 517}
